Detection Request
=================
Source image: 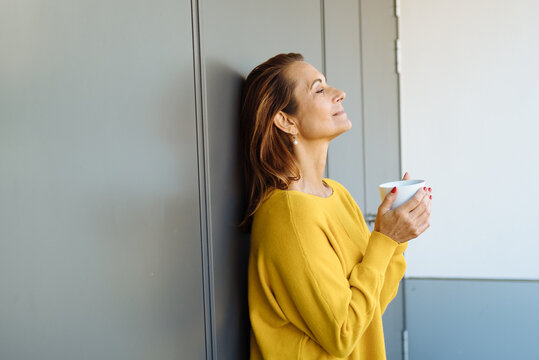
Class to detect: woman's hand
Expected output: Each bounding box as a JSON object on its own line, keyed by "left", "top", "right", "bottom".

{"left": 373, "top": 172, "right": 432, "bottom": 244}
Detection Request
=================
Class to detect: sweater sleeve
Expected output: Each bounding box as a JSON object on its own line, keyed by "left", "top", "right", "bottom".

{"left": 379, "top": 242, "right": 407, "bottom": 314}
{"left": 263, "top": 195, "right": 399, "bottom": 358}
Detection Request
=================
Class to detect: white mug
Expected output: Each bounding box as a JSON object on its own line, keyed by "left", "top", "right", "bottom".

{"left": 379, "top": 179, "right": 426, "bottom": 210}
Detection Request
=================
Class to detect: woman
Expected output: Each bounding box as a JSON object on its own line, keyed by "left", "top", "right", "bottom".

{"left": 239, "top": 53, "right": 432, "bottom": 359}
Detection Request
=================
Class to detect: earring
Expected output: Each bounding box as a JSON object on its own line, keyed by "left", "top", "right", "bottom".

{"left": 293, "top": 135, "right": 298, "bottom": 145}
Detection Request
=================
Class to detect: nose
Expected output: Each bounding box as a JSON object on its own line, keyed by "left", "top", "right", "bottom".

{"left": 334, "top": 88, "right": 346, "bottom": 103}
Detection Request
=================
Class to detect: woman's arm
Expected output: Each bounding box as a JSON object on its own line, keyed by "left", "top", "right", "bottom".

{"left": 379, "top": 242, "right": 407, "bottom": 314}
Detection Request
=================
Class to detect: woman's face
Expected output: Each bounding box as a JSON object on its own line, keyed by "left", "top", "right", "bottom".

{"left": 284, "top": 61, "right": 351, "bottom": 142}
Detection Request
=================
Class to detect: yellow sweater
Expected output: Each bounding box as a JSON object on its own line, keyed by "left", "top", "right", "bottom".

{"left": 248, "top": 178, "right": 407, "bottom": 359}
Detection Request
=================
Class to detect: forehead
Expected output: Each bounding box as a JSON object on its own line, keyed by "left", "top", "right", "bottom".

{"left": 285, "top": 61, "right": 325, "bottom": 90}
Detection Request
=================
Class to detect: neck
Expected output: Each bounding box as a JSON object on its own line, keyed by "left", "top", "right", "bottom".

{"left": 287, "top": 140, "right": 330, "bottom": 196}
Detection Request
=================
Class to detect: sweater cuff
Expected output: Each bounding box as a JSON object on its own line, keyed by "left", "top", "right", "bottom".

{"left": 395, "top": 242, "right": 408, "bottom": 256}
{"left": 362, "top": 231, "right": 399, "bottom": 273}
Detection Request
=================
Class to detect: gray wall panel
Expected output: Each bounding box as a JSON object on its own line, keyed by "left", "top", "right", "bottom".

{"left": 0, "top": 0, "right": 205, "bottom": 359}
{"left": 200, "top": 1, "right": 323, "bottom": 357}
{"left": 324, "top": 0, "right": 366, "bottom": 210}
{"left": 361, "top": 0, "right": 401, "bottom": 214}
{"left": 405, "top": 279, "right": 539, "bottom": 360}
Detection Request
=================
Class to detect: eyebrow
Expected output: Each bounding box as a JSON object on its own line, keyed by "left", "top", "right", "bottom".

{"left": 310, "top": 75, "right": 327, "bottom": 89}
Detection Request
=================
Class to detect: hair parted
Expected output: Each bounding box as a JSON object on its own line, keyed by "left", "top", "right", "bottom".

{"left": 238, "top": 52, "right": 304, "bottom": 232}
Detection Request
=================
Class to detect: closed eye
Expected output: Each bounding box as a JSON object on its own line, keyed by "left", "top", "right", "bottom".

{"left": 316, "top": 88, "right": 324, "bottom": 93}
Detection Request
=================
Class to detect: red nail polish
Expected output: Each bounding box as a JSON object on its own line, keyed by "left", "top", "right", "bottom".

{"left": 423, "top": 187, "right": 427, "bottom": 191}
{"left": 429, "top": 195, "right": 432, "bottom": 200}
{"left": 428, "top": 187, "right": 432, "bottom": 192}
{"left": 391, "top": 187, "right": 397, "bottom": 193}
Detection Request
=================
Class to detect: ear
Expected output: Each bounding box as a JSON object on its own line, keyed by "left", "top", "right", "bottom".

{"left": 272, "top": 111, "right": 297, "bottom": 135}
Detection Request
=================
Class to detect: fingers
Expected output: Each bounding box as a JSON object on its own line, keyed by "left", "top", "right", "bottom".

{"left": 399, "top": 187, "right": 429, "bottom": 213}
{"left": 412, "top": 197, "right": 431, "bottom": 236}
{"left": 414, "top": 197, "right": 431, "bottom": 223}
{"left": 409, "top": 190, "right": 431, "bottom": 219}
{"left": 414, "top": 218, "right": 431, "bottom": 237}
{"left": 402, "top": 172, "right": 411, "bottom": 180}
{"left": 416, "top": 210, "right": 431, "bottom": 235}
{"left": 379, "top": 187, "right": 398, "bottom": 213}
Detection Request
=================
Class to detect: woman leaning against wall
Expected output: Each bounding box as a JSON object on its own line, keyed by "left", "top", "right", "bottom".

{"left": 239, "top": 53, "right": 432, "bottom": 359}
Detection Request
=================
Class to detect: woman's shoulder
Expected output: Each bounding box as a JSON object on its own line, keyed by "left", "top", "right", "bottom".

{"left": 257, "top": 186, "right": 321, "bottom": 214}
{"left": 253, "top": 186, "right": 327, "bottom": 226}
{"left": 251, "top": 187, "right": 329, "bottom": 251}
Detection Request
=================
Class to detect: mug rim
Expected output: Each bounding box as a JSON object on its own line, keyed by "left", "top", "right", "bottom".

{"left": 379, "top": 179, "right": 425, "bottom": 188}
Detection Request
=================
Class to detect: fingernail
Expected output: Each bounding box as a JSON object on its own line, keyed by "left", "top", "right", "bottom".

{"left": 428, "top": 187, "right": 432, "bottom": 192}
{"left": 423, "top": 187, "right": 427, "bottom": 191}
{"left": 429, "top": 195, "right": 432, "bottom": 200}
{"left": 391, "top": 187, "right": 397, "bottom": 193}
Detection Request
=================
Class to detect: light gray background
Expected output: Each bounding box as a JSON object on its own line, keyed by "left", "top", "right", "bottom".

{"left": 400, "top": 0, "right": 539, "bottom": 280}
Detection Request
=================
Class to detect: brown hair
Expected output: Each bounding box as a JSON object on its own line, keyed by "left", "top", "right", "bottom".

{"left": 238, "top": 53, "right": 304, "bottom": 232}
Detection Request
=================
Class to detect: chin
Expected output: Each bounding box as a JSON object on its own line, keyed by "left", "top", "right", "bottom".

{"left": 339, "top": 118, "right": 353, "bottom": 133}
{"left": 345, "top": 118, "right": 352, "bottom": 130}
{"left": 329, "top": 121, "right": 352, "bottom": 141}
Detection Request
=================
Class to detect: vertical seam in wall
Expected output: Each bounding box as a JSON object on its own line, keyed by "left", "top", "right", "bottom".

{"left": 358, "top": 0, "right": 367, "bottom": 212}
{"left": 191, "top": 0, "right": 216, "bottom": 358}
{"left": 320, "top": 0, "right": 327, "bottom": 88}
{"left": 395, "top": 0, "right": 403, "bottom": 188}
{"left": 320, "top": 0, "right": 329, "bottom": 178}
{"left": 394, "top": 0, "right": 407, "bottom": 340}
{"left": 394, "top": 2, "right": 409, "bottom": 357}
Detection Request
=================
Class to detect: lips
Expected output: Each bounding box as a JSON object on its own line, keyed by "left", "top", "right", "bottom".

{"left": 333, "top": 110, "right": 345, "bottom": 116}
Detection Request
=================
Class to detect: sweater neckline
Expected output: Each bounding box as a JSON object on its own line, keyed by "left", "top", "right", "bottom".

{"left": 280, "top": 178, "right": 335, "bottom": 199}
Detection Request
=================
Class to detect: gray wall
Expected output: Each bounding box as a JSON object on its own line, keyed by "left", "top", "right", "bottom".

{"left": 405, "top": 279, "right": 539, "bottom": 360}
{"left": 0, "top": 0, "right": 402, "bottom": 359}
{"left": 1, "top": 0, "right": 206, "bottom": 358}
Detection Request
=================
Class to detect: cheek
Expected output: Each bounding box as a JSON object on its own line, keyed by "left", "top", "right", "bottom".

{"left": 305, "top": 101, "right": 331, "bottom": 120}
{"left": 301, "top": 110, "right": 333, "bottom": 136}
{"left": 294, "top": 98, "right": 333, "bottom": 136}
